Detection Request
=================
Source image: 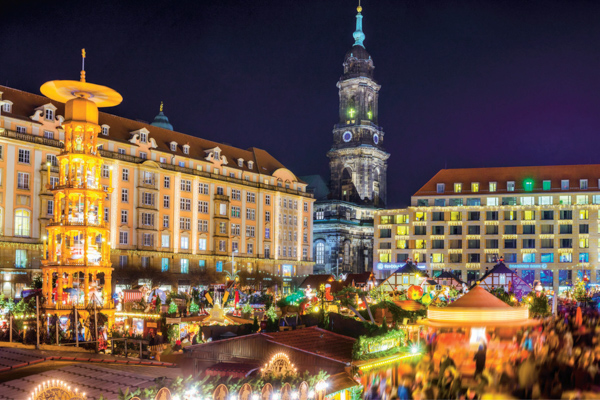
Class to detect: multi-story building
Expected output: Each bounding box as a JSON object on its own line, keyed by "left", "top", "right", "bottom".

{"left": 0, "top": 85, "right": 314, "bottom": 297}
{"left": 374, "top": 166, "right": 600, "bottom": 292}
{"left": 303, "top": 4, "right": 388, "bottom": 274}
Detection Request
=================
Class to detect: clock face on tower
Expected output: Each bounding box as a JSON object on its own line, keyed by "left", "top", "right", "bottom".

{"left": 343, "top": 131, "right": 353, "bottom": 142}
{"left": 373, "top": 133, "right": 379, "bottom": 145}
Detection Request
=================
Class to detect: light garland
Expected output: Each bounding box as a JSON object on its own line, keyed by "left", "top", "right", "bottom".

{"left": 358, "top": 353, "right": 421, "bottom": 371}
{"left": 29, "top": 379, "right": 86, "bottom": 400}
{"left": 115, "top": 311, "right": 161, "bottom": 319}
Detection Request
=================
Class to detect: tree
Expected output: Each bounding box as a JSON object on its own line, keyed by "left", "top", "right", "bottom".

{"left": 189, "top": 300, "right": 199, "bottom": 314}
{"left": 332, "top": 287, "right": 375, "bottom": 324}
{"left": 168, "top": 300, "right": 177, "bottom": 315}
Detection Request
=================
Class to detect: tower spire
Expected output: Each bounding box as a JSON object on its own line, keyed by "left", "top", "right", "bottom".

{"left": 353, "top": 1, "right": 365, "bottom": 47}
{"left": 160, "top": 101, "right": 163, "bottom": 113}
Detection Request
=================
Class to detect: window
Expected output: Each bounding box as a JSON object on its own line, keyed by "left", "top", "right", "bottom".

{"left": 198, "top": 238, "right": 207, "bottom": 251}
{"left": 246, "top": 192, "right": 256, "bottom": 203}
{"left": 141, "top": 213, "right": 154, "bottom": 226}
{"left": 504, "top": 211, "right": 517, "bottom": 221}
{"left": 198, "top": 220, "right": 208, "bottom": 232}
{"left": 541, "top": 239, "right": 554, "bottom": 249}
{"left": 2, "top": 102, "right": 11, "bottom": 112}
{"left": 118, "top": 148, "right": 126, "bottom": 155}
{"left": 121, "top": 210, "right": 128, "bottom": 224}
{"left": 18, "top": 149, "right": 30, "bottom": 164}
{"left": 541, "top": 253, "right": 554, "bottom": 263}
{"left": 467, "top": 240, "right": 480, "bottom": 249}
{"left": 47, "top": 200, "right": 54, "bottom": 215}
{"left": 471, "top": 182, "right": 479, "bottom": 192}
{"left": 180, "top": 217, "right": 191, "bottom": 230}
{"left": 163, "top": 215, "right": 169, "bottom": 228}
{"left": 489, "top": 182, "right": 497, "bottom": 192}
{"left": 580, "top": 179, "right": 588, "bottom": 190}
{"left": 246, "top": 208, "right": 255, "bottom": 220}
{"left": 560, "top": 210, "right": 573, "bottom": 220}
{"left": 559, "top": 224, "right": 572, "bottom": 234}
{"left": 507, "top": 181, "right": 515, "bottom": 192}
{"left": 198, "top": 201, "right": 208, "bottom": 214}
{"left": 415, "top": 212, "right": 427, "bottom": 221}
{"left": 231, "top": 224, "right": 240, "bottom": 235}
{"left": 466, "top": 198, "right": 481, "bottom": 206}
{"left": 502, "top": 197, "right": 517, "bottom": 206}
{"left": 522, "top": 239, "right": 536, "bottom": 249}
{"left": 541, "top": 210, "right": 554, "bottom": 220}
{"left": 180, "top": 236, "right": 189, "bottom": 249}
{"left": 486, "top": 211, "right": 498, "bottom": 221}
{"left": 541, "top": 224, "right": 554, "bottom": 234}
{"left": 218, "top": 240, "right": 226, "bottom": 252}
{"left": 139, "top": 152, "right": 147, "bottom": 159}
{"left": 542, "top": 180, "right": 551, "bottom": 190}
{"left": 485, "top": 225, "right": 498, "bottom": 235}
{"left": 434, "top": 199, "right": 445, "bottom": 207}
{"left": 119, "top": 168, "right": 129, "bottom": 182}
{"left": 14, "top": 209, "right": 30, "bottom": 236}
{"left": 468, "top": 225, "right": 480, "bottom": 235}
{"left": 15, "top": 249, "right": 27, "bottom": 268}
{"left": 118, "top": 255, "right": 128, "bottom": 267}
{"left": 247, "top": 243, "right": 254, "bottom": 254}
{"left": 579, "top": 210, "right": 589, "bottom": 220}
{"left": 436, "top": 183, "right": 445, "bottom": 193}
{"left": 454, "top": 183, "right": 462, "bottom": 193}
{"left": 181, "top": 259, "right": 189, "bottom": 274}
{"left": 576, "top": 195, "right": 588, "bottom": 205}
{"left": 449, "top": 198, "right": 463, "bottom": 207}
{"left": 560, "top": 238, "right": 573, "bottom": 248}
{"left": 560, "top": 253, "right": 573, "bottom": 263}
{"left": 104, "top": 207, "right": 109, "bottom": 222}
{"left": 160, "top": 258, "right": 169, "bottom": 272}
{"left": 180, "top": 198, "right": 191, "bottom": 211}
{"left": 523, "top": 253, "right": 536, "bottom": 263}
{"left": 161, "top": 234, "right": 170, "bottom": 248}
{"left": 246, "top": 226, "right": 255, "bottom": 237}
{"left": 468, "top": 211, "right": 480, "bottom": 221}
{"left": 521, "top": 197, "right": 534, "bottom": 206}
{"left": 43, "top": 130, "right": 54, "bottom": 140}
{"left": 170, "top": 142, "right": 177, "bottom": 151}
{"left": 523, "top": 225, "right": 535, "bottom": 234}
{"left": 180, "top": 179, "right": 191, "bottom": 192}
{"left": 17, "top": 172, "right": 29, "bottom": 190}
{"left": 119, "top": 231, "right": 129, "bottom": 245}
{"left": 505, "top": 225, "right": 517, "bottom": 234}
{"left": 579, "top": 253, "right": 589, "bottom": 262}
{"left": 199, "top": 183, "right": 209, "bottom": 195}
{"left": 486, "top": 239, "right": 499, "bottom": 249}
{"left": 182, "top": 145, "right": 189, "bottom": 155}
{"left": 143, "top": 233, "right": 154, "bottom": 246}
{"left": 523, "top": 210, "right": 535, "bottom": 220}
{"left": 163, "top": 195, "right": 170, "bottom": 208}
{"left": 121, "top": 189, "right": 128, "bottom": 202}
{"left": 265, "top": 227, "right": 271, "bottom": 239}
{"left": 539, "top": 196, "right": 552, "bottom": 205}
{"left": 580, "top": 238, "right": 589, "bottom": 248}
{"left": 16, "top": 126, "right": 26, "bottom": 133}
{"left": 449, "top": 226, "right": 462, "bottom": 235}
{"left": 561, "top": 180, "right": 569, "bottom": 190}
{"left": 487, "top": 197, "right": 498, "bottom": 206}
{"left": 450, "top": 211, "right": 462, "bottom": 221}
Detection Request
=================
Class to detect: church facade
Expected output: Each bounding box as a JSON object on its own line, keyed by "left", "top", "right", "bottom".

{"left": 303, "top": 5, "right": 389, "bottom": 275}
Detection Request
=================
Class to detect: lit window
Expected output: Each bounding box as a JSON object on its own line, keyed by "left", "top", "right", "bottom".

{"left": 198, "top": 238, "right": 207, "bottom": 251}
{"left": 454, "top": 183, "right": 462, "bottom": 193}
{"left": 523, "top": 179, "right": 534, "bottom": 191}
{"left": 316, "top": 242, "right": 325, "bottom": 264}
{"left": 14, "top": 209, "right": 30, "bottom": 237}
{"left": 523, "top": 210, "right": 535, "bottom": 220}
{"left": 415, "top": 212, "right": 427, "bottom": 221}
{"left": 471, "top": 183, "right": 479, "bottom": 193}
{"left": 579, "top": 210, "right": 589, "bottom": 220}
{"left": 415, "top": 240, "right": 426, "bottom": 249}
{"left": 431, "top": 253, "right": 444, "bottom": 263}
{"left": 520, "top": 196, "right": 534, "bottom": 206}
{"left": 539, "top": 196, "right": 552, "bottom": 205}
{"left": 397, "top": 240, "right": 408, "bottom": 249}
{"left": 487, "top": 197, "right": 498, "bottom": 206}
{"left": 450, "top": 212, "right": 462, "bottom": 221}
{"left": 180, "top": 236, "right": 189, "bottom": 249}
{"left": 561, "top": 180, "right": 569, "bottom": 190}
{"left": 489, "top": 182, "right": 497, "bottom": 192}
{"left": 180, "top": 259, "right": 189, "bottom": 274}
{"left": 580, "top": 238, "right": 589, "bottom": 248}
{"left": 523, "top": 253, "right": 535, "bottom": 263}
{"left": 559, "top": 195, "right": 571, "bottom": 205}
{"left": 161, "top": 234, "right": 170, "bottom": 248}
{"left": 397, "top": 226, "right": 409, "bottom": 235}
{"left": 507, "top": 181, "right": 515, "bottom": 192}
{"left": 15, "top": 249, "right": 27, "bottom": 268}
{"left": 576, "top": 195, "right": 588, "bottom": 205}
{"left": 161, "top": 258, "right": 169, "bottom": 272}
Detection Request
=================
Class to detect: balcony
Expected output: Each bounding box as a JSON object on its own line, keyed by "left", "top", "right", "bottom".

{"left": 0, "top": 128, "right": 64, "bottom": 148}
{"left": 214, "top": 194, "right": 230, "bottom": 202}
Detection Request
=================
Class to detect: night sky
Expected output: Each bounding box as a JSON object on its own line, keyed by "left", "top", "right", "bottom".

{"left": 4, "top": 0, "right": 600, "bottom": 207}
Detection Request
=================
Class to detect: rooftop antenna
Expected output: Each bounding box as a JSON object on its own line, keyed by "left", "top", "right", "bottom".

{"left": 80, "top": 48, "right": 86, "bottom": 82}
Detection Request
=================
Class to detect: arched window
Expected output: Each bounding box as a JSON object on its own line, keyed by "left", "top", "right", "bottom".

{"left": 315, "top": 242, "right": 325, "bottom": 265}
{"left": 15, "top": 209, "right": 30, "bottom": 237}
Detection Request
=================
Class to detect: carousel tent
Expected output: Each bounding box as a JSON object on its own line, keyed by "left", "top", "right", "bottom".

{"left": 380, "top": 261, "right": 428, "bottom": 292}
{"left": 477, "top": 261, "right": 532, "bottom": 299}
{"left": 420, "top": 285, "right": 536, "bottom": 328}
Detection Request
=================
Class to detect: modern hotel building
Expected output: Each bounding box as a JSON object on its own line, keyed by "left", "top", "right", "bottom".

{"left": 374, "top": 166, "right": 600, "bottom": 291}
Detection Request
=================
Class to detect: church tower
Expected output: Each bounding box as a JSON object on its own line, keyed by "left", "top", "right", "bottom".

{"left": 328, "top": 5, "right": 389, "bottom": 206}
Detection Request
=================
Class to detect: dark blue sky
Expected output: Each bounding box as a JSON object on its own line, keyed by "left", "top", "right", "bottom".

{"left": 4, "top": 0, "right": 600, "bottom": 207}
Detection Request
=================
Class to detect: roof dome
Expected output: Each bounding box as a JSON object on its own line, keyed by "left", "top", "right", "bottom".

{"left": 151, "top": 102, "right": 173, "bottom": 130}
{"left": 344, "top": 44, "right": 371, "bottom": 62}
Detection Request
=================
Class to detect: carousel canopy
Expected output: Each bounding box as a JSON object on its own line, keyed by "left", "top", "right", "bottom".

{"left": 420, "top": 285, "right": 536, "bottom": 328}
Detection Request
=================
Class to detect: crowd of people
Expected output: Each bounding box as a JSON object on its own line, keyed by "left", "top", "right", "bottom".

{"left": 364, "top": 305, "right": 600, "bottom": 400}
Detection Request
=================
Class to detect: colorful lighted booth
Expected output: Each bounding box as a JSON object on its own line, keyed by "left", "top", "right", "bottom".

{"left": 380, "top": 261, "right": 428, "bottom": 292}
{"left": 419, "top": 285, "right": 539, "bottom": 375}
{"left": 40, "top": 52, "right": 120, "bottom": 323}
{"left": 478, "top": 261, "right": 532, "bottom": 300}
{"left": 114, "top": 311, "right": 161, "bottom": 337}
{"left": 432, "top": 270, "right": 465, "bottom": 290}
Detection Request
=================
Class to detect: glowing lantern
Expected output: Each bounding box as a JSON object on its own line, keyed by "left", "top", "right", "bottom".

{"left": 407, "top": 285, "right": 423, "bottom": 301}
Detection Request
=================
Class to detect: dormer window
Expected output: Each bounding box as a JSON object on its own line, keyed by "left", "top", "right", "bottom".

{"left": 170, "top": 142, "right": 177, "bottom": 152}
{"left": 101, "top": 125, "right": 109, "bottom": 136}
{"left": 1, "top": 102, "right": 11, "bottom": 113}
{"left": 183, "top": 145, "right": 190, "bottom": 155}
{"left": 238, "top": 159, "right": 244, "bottom": 168}
{"left": 44, "top": 108, "right": 54, "bottom": 121}
{"left": 248, "top": 161, "right": 254, "bottom": 169}
{"left": 140, "top": 132, "right": 147, "bottom": 143}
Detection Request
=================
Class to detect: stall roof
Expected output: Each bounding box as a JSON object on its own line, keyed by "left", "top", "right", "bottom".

{"left": 263, "top": 327, "right": 356, "bottom": 364}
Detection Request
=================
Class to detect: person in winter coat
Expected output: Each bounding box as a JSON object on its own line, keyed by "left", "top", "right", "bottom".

{"left": 473, "top": 344, "right": 487, "bottom": 378}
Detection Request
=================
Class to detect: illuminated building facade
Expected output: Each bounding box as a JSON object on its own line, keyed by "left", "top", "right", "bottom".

{"left": 374, "top": 165, "right": 600, "bottom": 293}
{"left": 304, "top": 5, "right": 387, "bottom": 274}
{"left": 0, "top": 83, "right": 314, "bottom": 296}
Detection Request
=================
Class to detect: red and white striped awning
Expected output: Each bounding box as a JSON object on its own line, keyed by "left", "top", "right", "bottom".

{"left": 122, "top": 290, "right": 143, "bottom": 303}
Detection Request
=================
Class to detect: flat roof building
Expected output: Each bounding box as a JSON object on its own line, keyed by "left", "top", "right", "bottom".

{"left": 374, "top": 165, "right": 600, "bottom": 292}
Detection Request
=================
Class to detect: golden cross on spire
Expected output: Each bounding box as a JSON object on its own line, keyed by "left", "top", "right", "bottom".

{"left": 160, "top": 101, "right": 164, "bottom": 112}
{"left": 80, "top": 48, "right": 86, "bottom": 82}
